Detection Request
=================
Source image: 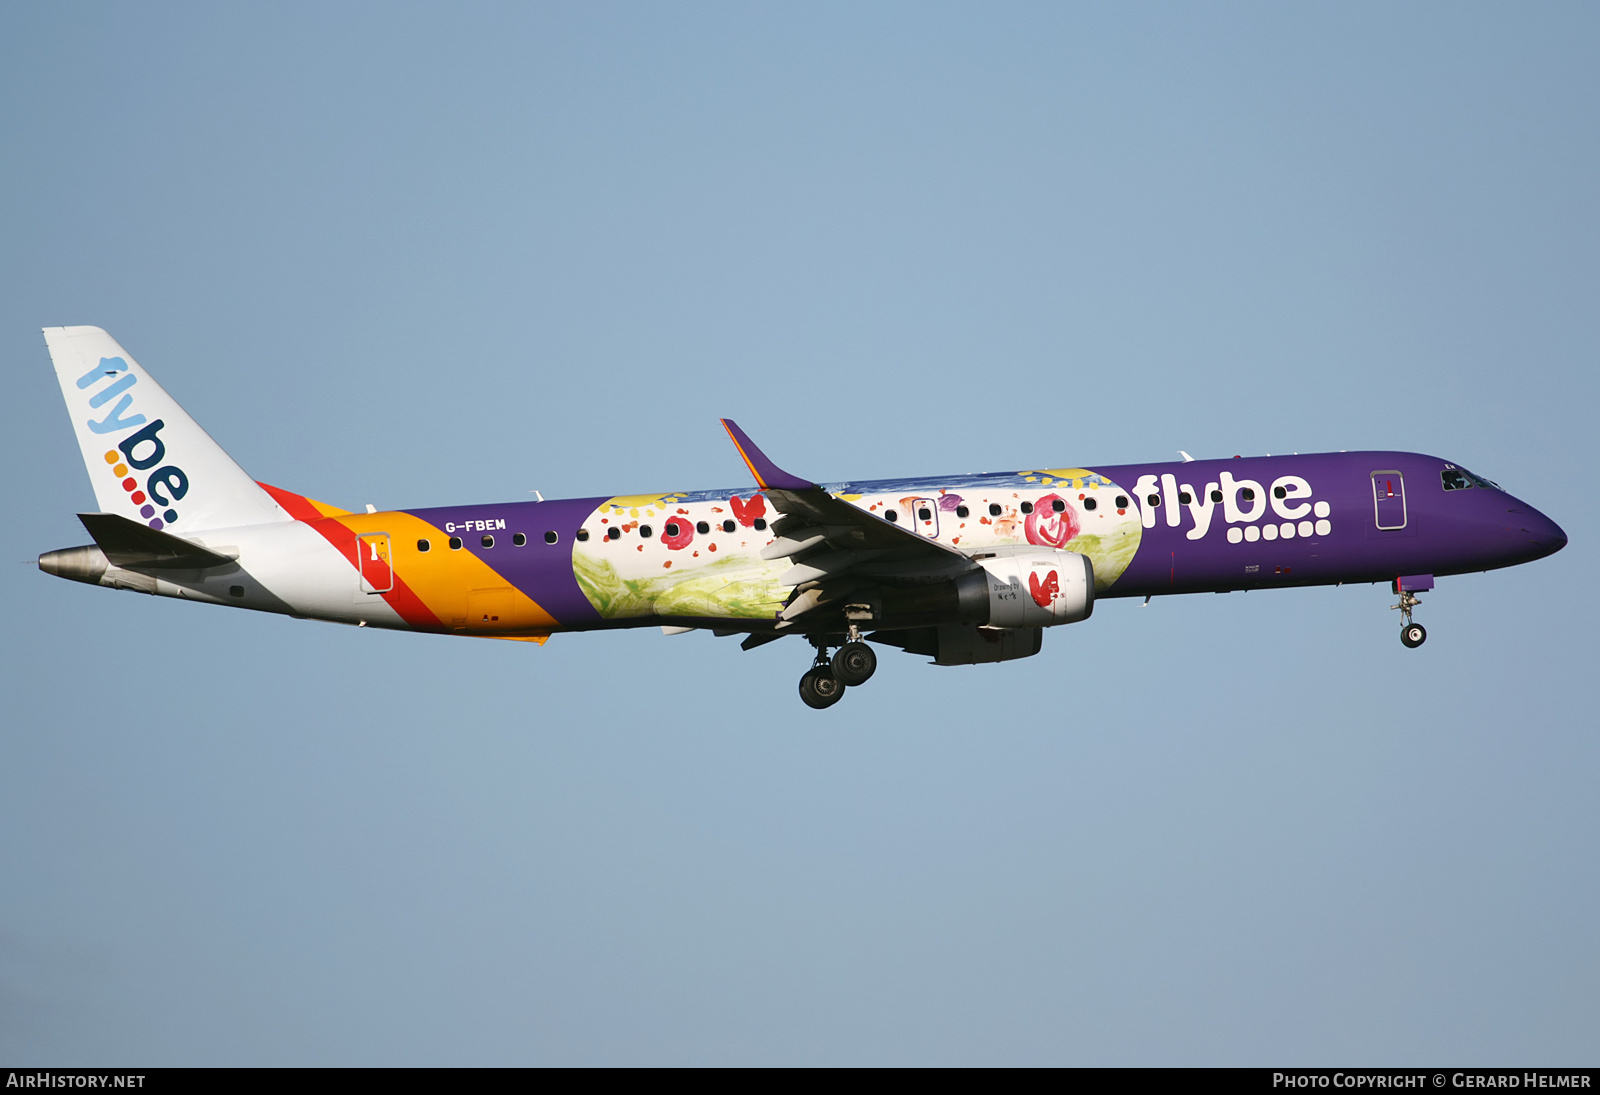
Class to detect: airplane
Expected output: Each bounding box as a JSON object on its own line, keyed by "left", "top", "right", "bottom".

{"left": 37, "top": 326, "right": 1568, "bottom": 709}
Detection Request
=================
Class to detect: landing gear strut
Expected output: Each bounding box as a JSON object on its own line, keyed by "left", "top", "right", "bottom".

{"left": 1393, "top": 590, "right": 1427, "bottom": 649}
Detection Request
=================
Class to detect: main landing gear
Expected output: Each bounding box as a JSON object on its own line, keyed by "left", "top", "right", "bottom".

{"left": 1393, "top": 589, "right": 1427, "bottom": 649}
{"left": 797, "top": 628, "right": 878, "bottom": 709}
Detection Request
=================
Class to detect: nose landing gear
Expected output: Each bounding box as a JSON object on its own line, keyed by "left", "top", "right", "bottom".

{"left": 1393, "top": 589, "right": 1427, "bottom": 648}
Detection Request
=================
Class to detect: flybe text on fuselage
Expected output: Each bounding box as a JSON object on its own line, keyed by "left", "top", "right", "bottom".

{"left": 1129, "top": 469, "right": 1333, "bottom": 544}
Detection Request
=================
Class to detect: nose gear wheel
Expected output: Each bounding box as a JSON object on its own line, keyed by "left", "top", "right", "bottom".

{"left": 1391, "top": 589, "right": 1427, "bottom": 648}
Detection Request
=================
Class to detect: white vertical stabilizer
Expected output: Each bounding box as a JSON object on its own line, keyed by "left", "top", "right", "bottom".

{"left": 44, "top": 326, "right": 291, "bottom": 534}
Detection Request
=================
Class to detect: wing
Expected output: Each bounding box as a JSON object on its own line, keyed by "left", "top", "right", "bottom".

{"left": 720, "top": 420, "right": 978, "bottom": 637}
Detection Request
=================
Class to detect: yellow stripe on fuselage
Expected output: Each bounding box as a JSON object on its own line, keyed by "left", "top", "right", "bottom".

{"left": 331, "top": 512, "right": 560, "bottom": 634}
{"left": 306, "top": 496, "right": 353, "bottom": 518}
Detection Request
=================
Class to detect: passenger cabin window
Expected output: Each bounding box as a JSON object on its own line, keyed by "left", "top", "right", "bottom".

{"left": 917, "top": 507, "right": 931, "bottom": 521}
{"left": 1210, "top": 490, "right": 1223, "bottom": 503}
{"left": 449, "top": 537, "right": 463, "bottom": 550}
{"left": 1179, "top": 491, "right": 1193, "bottom": 505}
{"left": 513, "top": 533, "right": 527, "bottom": 546}
{"left": 1051, "top": 499, "right": 1065, "bottom": 512}
{"left": 754, "top": 518, "right": 767, "bottom": 531}
{"left": 988, "top": 503, "right": 1002, "bottom": 516}
{"left": 1020, "top": 501, "right": 1033, "bottom": 514}
{"left": 417, "top": 539, "right": 431, "bottom": 552}
{"left": 1083, "top": 497, "right": 1097, "bottom": 511}
{"left": 639, "top": 525, "right": 653, "bottom": 538}
{"left": 1241, "top": 488, "right": 1255, "bottom": 502}
{"left": 696, "top": 521, "right": 710, "bottom": 534}
{"left": 542, "top": 531, "right": 557, "bottom": 545}
{"left": 722, "top": 519, "right": 736, "bottom": 533}
{"left": 955, "top": 506, "right": 969, "bottom": 518}
{"left": 1147, "top": 494, "right": 1160, "bottom": 507}
{"left": 664, "top": 522, "right": 680, "bottom": 537}
{"left": 481, "top": 535, "right": 494, "bottom": 548}
{"left": 885, "top": 510, "right": 898, "bottom": 523}
{"left": 1114, "top": 495, "right": 1128, "bottom": 508}
{"left": 607, "top": 527, "right": 621, "bottom": 540}
{"left": 576, "top": 529, "right": 589, "bottom": 542}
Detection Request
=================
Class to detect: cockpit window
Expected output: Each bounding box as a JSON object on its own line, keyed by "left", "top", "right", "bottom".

{"left": 1441, "top": 466, "right": 1498, "bottom": 491}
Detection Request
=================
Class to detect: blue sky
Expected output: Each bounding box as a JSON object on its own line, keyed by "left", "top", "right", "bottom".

{"left": 2, "top": 2, "right": 1595, "bottom": 1064}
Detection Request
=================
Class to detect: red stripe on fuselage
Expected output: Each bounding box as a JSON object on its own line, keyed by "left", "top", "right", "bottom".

{"left": 259, "top": 482, "right": 443, "bottom": 631}
{"left": 312, "top": 518, "right": 443, "bottom": 630}
{"left": 257, "top": 481, "right": 327, "bottom": 522}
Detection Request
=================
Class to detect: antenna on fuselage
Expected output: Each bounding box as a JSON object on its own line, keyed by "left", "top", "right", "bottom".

{"left": 1178, "top": 451, "right": 1195, "bottom": 462}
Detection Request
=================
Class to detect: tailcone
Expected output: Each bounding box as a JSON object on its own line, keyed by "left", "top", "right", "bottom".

{"left": 39, "top": 544, "right": 109, "bottom": 585}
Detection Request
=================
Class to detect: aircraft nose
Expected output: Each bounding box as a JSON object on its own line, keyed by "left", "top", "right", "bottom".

{"left": 1535, "top": 511, "right": 1568, "bottom": 554}
{"left": 1507, "top": 501, "right": 1567, "bottom": 560}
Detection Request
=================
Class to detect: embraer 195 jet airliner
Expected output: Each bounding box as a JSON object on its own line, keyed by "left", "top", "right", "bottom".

{"left": 38, "top": 327, "right": 1567, "bottom": 708}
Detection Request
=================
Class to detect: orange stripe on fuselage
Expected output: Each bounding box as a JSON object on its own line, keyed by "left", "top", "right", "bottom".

{"left": 309, "top": 514, "right": 443, "bottom": 631}
{"left": 258, "top": 483, "right": 557, "bottom": 637}
{"left": 259, "top": 482, "right": 434, "bottom": 623}
{"left": 328, "top": 512, "right": 559, "bottom": 636}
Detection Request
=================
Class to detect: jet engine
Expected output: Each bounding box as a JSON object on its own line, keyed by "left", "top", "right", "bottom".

{"left": 966, "top": 546, "right": 1095, "bottom": 628}
{"left": 868, "top": 548, "right": 1095, "bottom": 663}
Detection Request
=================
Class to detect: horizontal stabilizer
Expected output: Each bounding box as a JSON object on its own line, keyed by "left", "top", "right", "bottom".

{"left": 77, "top": 512, "right": 236, "bottom": 570}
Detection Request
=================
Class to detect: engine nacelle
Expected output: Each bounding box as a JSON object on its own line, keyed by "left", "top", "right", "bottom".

{"left": 929, "top": 623, "right": 1044, "bottom": 665}
{"left": 966, "top": 546, "right": 1094, "bottom": 628}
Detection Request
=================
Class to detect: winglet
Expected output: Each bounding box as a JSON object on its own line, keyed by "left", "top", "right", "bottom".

{"left": 719, "top": 420, "right": 815, "bottom": 491}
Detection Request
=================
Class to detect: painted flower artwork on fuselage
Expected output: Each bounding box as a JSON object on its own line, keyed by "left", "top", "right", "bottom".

{"left": 571, "top": 489, "right": 792, "bottom": 621}
{"left": 570, "top": 468, "right": 1144, "bottom": 621}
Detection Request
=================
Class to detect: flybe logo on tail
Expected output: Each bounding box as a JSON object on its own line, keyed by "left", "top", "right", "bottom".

{"left": 78, "top": 358, "right": 190, "bottom": 531}
{"left": 79, "top": 356, "right": 147, "bottom": 433}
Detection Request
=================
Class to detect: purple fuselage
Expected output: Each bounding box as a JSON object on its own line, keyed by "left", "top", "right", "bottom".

{"left": 400, "top": 450, "right": 1566, "bottom": 632}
